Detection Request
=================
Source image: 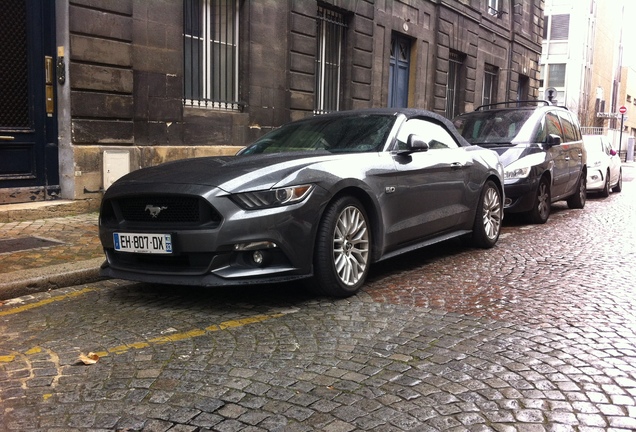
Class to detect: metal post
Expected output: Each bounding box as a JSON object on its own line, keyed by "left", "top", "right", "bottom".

{"left": 619, "top": 114, "right": 624, "bottom": 161}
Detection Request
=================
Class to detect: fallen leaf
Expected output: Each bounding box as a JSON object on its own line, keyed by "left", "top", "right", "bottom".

{"left": 78, "top": 352, "right": 100, "bottom": 365}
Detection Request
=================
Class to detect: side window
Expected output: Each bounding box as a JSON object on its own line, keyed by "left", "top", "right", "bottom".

{"left": 568, "top": 112, "right": 582, "bottom": 140}
{"left": 557, "top": 111, "right": 576, "bottom": 142}
{"left": 396, "top": 119, "right": 460, "bottom": 151}
{"left": 545, "top": 113, "right": 563, "bottom": 139}
{"left": 534, "top": 119, "right": 547, "bottom": 143}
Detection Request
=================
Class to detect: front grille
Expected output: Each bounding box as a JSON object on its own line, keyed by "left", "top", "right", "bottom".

{"left": 102, "top": 195, "right": 222, "bottom": 227}
{"left": 119, "top": 196, "right": 199, "bottom": 222}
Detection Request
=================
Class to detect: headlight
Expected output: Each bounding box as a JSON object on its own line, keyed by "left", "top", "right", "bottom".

{"left": 231, "top": 185, "right": 313, "bottom": 209}
{"left": 504, "top": 165, "right": 531, "bottom": 180}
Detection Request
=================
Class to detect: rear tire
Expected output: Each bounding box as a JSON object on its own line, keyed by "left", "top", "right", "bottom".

{"left": 567, "top": 171, "right": 586, "bottom": 209}
{"left": 527, "top": 176, "right": 551, "bottom": 224}
{"left": 310, "top": 196, "right": 371, "bottom": 297}
{"left": 471, "top": 180, "right": 502, "bottom": 248}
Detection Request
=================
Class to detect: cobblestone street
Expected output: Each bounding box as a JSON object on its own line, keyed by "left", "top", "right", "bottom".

{"left": 1, "top": 169, "right": 635, "bottom": 431}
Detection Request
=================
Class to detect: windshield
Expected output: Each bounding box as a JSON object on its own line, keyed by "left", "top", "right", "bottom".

{"left": 239, "top": 114, "right": 396, "bottom": 155}
{"left": 453, "top": 110, "right": 535, "bottom": 145}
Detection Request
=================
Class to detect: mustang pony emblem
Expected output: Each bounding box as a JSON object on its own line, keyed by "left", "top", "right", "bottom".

{"left": 145, "top": 205, "right": 167, "bottom": 218}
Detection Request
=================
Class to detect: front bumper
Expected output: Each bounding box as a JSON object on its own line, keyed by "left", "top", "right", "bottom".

{"left": 502, "top": 177, "right": 539, "bottom": 213}
{"left": 98, "top": 183, "right": 327, "bottom": 286}
{"left": 586, "top": 169, "right": 605, "bottom": 191}
{"left": 99, "top": 260, "right": 310, "bottom": 286}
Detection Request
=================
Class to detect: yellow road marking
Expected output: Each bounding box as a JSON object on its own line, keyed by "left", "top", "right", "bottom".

{"left": 93, "top": 312, "right": 285, "bottom": 357}
{"left": 2, "top": 312, "right": 286, "bottom": 362}
{"left": 0, "top": 286, "right": 296, "bottom": 364}
{"left": 0, "top": 288, "right": 96, "bottom": 317}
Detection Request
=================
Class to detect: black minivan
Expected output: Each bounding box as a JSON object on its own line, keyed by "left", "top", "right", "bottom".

{"left": 453, "top": 101, "right": 586, "bottom": 224}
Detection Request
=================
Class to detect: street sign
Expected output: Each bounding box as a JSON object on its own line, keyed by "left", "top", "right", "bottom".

{"left": 620, "top": 105, "right": 627, "bottom": 114}
{"left": 597, "top": 112, "right": 619, "bottom": 119}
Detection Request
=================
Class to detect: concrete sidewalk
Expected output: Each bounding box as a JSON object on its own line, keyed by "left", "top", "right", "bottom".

{"left": 0, "top": 200, "right": 104, "bottom": 300}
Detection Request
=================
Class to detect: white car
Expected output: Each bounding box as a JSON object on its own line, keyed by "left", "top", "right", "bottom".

{"left": 582, "top": 134, "right": 622, "bottom": 197}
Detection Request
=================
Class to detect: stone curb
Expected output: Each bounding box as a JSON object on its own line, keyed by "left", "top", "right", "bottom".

{"left": 0, "top": 199, "right": 100, "bottom": 223}
{"left": 0, "top": 257, "right": 105, "bottom": 301}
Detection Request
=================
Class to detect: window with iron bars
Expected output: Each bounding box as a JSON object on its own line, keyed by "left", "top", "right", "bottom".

{"left": 183, "top": 0, "right": 241, "bottom": 110}
{"left": 482, "top": 64, "right": 498, "bottom": 107}
{"left": 488, "top": 0, "right": 501, "bottom": 16}
{"left": 315, "top": 7, "right": 346, "bottom": 115}
{"left": 445, "top": 51, "right": 465, "bottom": 119}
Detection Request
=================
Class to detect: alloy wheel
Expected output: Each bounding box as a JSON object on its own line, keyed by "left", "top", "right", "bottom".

{"left": 482, "top": 186, "right": 502, "bottom": 240}
{"left": 537, "top": 182, "right": 550, "bottom": 220}
{"left": 333, "top": 206, "right": 370, "bottom": 286}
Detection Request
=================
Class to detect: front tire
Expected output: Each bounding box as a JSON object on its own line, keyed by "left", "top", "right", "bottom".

{"left": 612, "top": 169, "right": 623, "bottom": 193}
{"left": 471, "top": 180, "right": 502, "bottom": 248}
{"left": 527, "top": 176, "right": 551, "bottom": 224}
{"left": 311, "top": 196, "right": 371, "bottom": 297}
{"left": 600, "top": 170, "right": 610, "bottom": 197}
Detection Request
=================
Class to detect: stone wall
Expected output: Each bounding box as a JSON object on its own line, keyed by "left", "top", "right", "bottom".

{"left": 61, "top": 0, "right": 543, "bottom": 199}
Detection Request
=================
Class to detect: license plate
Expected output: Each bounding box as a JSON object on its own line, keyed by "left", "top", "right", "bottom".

{"left": 113, "top": 233, "right": 173, "bottom": 254}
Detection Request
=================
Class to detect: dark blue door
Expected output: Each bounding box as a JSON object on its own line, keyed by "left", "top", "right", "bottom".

{"left": 388, "top": 34, "right": 410, "bottom": 108}
{"left": 0, "top": 0, "right": 59, "bottom": 203}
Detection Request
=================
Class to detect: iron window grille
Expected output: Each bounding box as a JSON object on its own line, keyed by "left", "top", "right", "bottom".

{"left": 488, "top": 0, "right": 501, "bottom": 17}
{"left": 315, "top": 7, "right": 346, "bottom": 115}
{"left": 482, "top": 64, "right": 498, "bottom": 107}
{"left": 183, "top": 0, "right": 241, "bottom": 110}
{"left": 445, "top": 51, "right": 464, "bottom": 119}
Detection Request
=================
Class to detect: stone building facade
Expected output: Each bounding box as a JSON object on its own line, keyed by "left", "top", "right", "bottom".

{"left": 0, "top": 0, "right": 544, "bottom": 205}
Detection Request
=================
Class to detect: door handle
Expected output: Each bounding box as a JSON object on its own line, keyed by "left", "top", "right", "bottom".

{"left": 0, "top": 136, "right": 16, "bottom": 141}
{"left": 450, "top": 162, "right": 463, "bottom": 169}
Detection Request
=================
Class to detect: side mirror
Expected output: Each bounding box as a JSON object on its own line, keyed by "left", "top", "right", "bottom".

{"left": 610, "top": 149, "right": 617, "bottom": 156}
{"left": 406, "top": 134, "right": 429, "bottom": 152}
{"left": 546, "top": 133, "right": 562, "bottom": 147}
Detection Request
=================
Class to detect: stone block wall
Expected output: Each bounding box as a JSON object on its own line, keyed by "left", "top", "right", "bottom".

{"left": 60, "top": 0, "right": 543, "bottom": 200}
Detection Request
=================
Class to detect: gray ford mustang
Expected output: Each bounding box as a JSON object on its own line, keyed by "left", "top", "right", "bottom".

{"left": 99, "top": 108, "right": 504, "bottom": 297}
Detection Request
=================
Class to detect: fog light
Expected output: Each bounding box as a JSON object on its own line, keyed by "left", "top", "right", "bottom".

{"left": 252, "top": 250, "right": 264, "bottom": 265}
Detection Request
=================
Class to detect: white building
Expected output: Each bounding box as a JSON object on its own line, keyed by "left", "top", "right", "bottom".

{"left": 540, "top": 0, "right": 624, "bottom": 128}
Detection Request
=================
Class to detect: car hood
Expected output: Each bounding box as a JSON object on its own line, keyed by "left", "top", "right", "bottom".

{"left": 486, "top": 144, "right": 543, "bottom": 167}
{"left": 111, "top": 152, "right": 356, "bottom": 193}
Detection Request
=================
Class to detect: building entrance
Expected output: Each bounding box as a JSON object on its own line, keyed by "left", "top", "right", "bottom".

{"left": 0, "top": 0, "right": 59, "bottom": 204}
